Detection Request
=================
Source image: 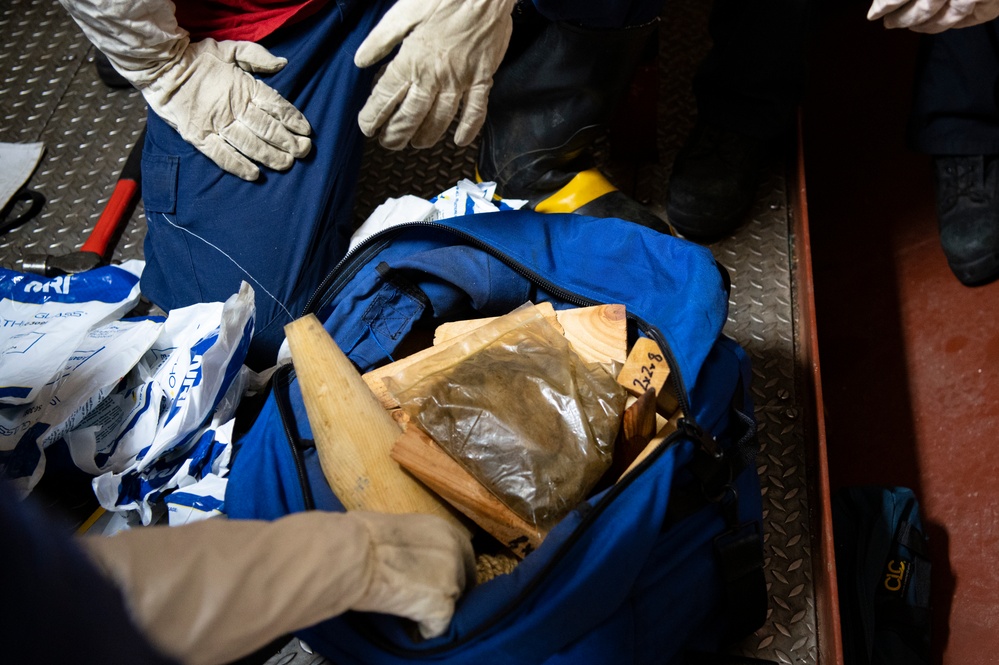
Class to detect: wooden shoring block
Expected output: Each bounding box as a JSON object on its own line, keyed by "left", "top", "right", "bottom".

{"left": 361, "top": 326, "right": 481, "bottom": 411}
{"left": 617, "top": 336, "right": 669, "bottom": 398}
{"left": 433, "top": 302, "right": 560, "bottom": 345}
{"left": 617, "top": 336, "right": 680, "bottom": 416}
{"left": 435, "top": 303, "right": 627, "bottom": 369}
{"left": 556, "top": 304, "right": 628, "bottom": 368}
{"left": 595, "top": 388, "right": 663, "bottom": 492}
{"left": 364, "top": 302, "right": 628, "bottom": 409}
{"left": 617, "top": 410, "right": 683, "bottom": 483}
{"left": 390, "top": 422, "right": 545, "bottom": 558}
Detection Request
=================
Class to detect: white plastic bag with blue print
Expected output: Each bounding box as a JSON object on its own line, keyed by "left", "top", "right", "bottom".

{"left": 0, "top": 260, "right": 143, "bottom": 406}
{"left": 162, "top": 419, "right": 235, "bottom": 525}
{"left": 347, "top": 179, "right": 526, "bottom": 253}
{"left": 89, "top": 379, "right": 245, "bottom": 526}
{"left": 83, "top": 282, "right": 254, "bottom": 524}
{"left": 0, "top": 314, "right": 161, "bottom": 497}
{"left": 165, "top": 473, "right": 229, "bottom": 524}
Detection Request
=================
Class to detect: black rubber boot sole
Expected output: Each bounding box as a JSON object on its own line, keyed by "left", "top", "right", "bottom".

{"left": 947, "top": 250, "right": 999, "bottom": 286}
{"left": 666, "top": 201, "right": 749, "bottom": 244}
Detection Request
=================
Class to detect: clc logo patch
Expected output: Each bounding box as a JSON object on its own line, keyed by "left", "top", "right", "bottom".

{"left": 883, "top": 558, "right": 912, "bottom": 595}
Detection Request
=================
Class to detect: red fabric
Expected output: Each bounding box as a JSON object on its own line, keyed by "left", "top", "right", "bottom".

{"left": 173, "top": 0, "right": 329, "bottom": 42}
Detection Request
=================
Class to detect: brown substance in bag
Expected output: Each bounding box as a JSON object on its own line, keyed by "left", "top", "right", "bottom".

{"left": 387, "top": 307, "right": 626, "bottom": 531}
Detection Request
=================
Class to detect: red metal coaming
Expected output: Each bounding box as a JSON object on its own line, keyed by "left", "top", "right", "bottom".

{"left": 791, "top": 110, "right": 844, "bottom": 665}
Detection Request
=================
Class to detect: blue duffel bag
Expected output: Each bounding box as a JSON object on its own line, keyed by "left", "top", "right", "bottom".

{"left": 225, "top": 209, "right": 766, "bottom": 664}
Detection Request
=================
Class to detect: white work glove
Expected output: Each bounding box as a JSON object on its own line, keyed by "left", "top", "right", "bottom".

{"left": 354, "top": 0, "right": 517, "bottom": 150}
{"left": 78, "top": 510, "right": 475, "bottom": 665}
{"left": 58, "top": 0, "right": 311, "bottom": 181}
{"left": 867, "top": 0, "right": 999, "bottom": 32}
{"left": 350, "top": 511, "right": 477, "bottom": 639}
{"left": 139, "top": 38, "right": 312, "bottom": 181}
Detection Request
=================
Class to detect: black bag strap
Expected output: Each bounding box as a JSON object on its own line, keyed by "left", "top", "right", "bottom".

{"left": 709, "top": 415, "right": 767, "bottom": 643}
{"left": 666, "top": 373, "right": 767, "bottom": 644}
{"left": 270, "top": 363, "right": 316, "bottom": 511}
{"left": 897, "top": 520, "right": 929, "bottom": 558}
{"left": 714, "top": 516, "right": 767, "bottom": 642}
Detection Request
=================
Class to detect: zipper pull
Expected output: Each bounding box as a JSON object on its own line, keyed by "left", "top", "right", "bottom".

{"left": 678, "top": 417, "right": 722, "bottom": 459}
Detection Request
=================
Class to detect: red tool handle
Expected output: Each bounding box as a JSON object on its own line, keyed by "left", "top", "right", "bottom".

{"left": 80, "top": 128, "right": 145, "bottom": 258}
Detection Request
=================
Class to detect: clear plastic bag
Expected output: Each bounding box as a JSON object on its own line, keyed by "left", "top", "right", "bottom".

{"left": 384, "top": 304, "right": 627, "bottom": 531}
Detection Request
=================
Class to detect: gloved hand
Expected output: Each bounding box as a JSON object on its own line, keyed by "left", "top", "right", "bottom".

{"left": 867, "top": 0, "right": 999, "bottom": 32}
{"left": 139, "top": 38, "right": 312, "bottom": 181}
{"left": 351, "top": 511, "right": 477, "bottom": 639}
{"left": 354, "top": 0, "right": 517, "bottom": 150}
{"left": 57, "top": 0, "right": 311, "bottom": 181}
{"left": 78, "top": 510, "right": 475, "bottom": 665}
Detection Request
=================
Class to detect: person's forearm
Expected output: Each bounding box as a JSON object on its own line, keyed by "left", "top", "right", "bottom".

{"left": 77, "top": 512, "right": 373, "bottom": 665}
{"left": 57, "top": 0, "right": 188, "bottom": 85}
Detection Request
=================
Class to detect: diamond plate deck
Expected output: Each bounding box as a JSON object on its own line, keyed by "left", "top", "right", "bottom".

{"left": 0, "top": 0, "right": 148, "bottom": 266}
{"left": 0, "top": 1, "right": 819, "bottom": 663}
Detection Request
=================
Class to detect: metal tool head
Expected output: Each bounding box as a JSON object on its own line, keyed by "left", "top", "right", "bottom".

{"left": 20, "top": 250, "right": 104, "bottom": 277}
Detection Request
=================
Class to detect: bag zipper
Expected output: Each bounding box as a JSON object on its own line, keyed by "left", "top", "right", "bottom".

{"left": 343, "top": 420, "right": 694, "bottom": 658}
{"left": 300, "top": 220, "right": 692, "bottom": 415}
{"left": 289, "top": 219, "right": 735, "bottom": 655}
{"left": 353, "top": 419, "right": 748, "bottom": 658}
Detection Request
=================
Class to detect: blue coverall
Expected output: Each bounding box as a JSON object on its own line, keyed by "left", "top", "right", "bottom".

{"left": 139, "top": 0, "right": 666, "bottom": 370}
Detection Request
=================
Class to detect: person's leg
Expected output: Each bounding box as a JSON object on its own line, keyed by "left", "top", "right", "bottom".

{"left": 667, "top": 0, "right": 811, "bottom": 242}
{"left": 476, "top": 0, "right": 672, "bottom": 235}
{"left": 693, "top": 0, "right": 808, "bottom": 142}
{"left": 909, "top": 21, "right": 999, "bottom": 286}
{"left": 139, "top": 0, "right": 394, "bottom": 370}
{"left": 909, "top": 22, "right": 999, "bottom": 155}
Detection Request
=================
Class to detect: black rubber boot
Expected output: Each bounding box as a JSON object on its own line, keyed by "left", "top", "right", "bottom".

{"left": 478, "top": 14, "right": 672, "bottom": 236}
{"left": 666, "top": 121, "right": 774, "bottom": 243}
{"left": 932, "top": 155, "right": 999, "bottom": 286}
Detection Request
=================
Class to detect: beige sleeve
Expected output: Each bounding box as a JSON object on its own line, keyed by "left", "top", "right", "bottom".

{"left": 77, "top": 511, "right": 375, "bottom": 665}
{"left": 56, "top": 0, "right": 189, "bottom": 86}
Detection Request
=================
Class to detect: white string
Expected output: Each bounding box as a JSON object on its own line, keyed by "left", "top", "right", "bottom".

{"left": 158, "top": 213, "right": 294, "bottom": 321}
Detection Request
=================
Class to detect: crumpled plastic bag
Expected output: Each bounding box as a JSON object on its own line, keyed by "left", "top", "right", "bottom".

{"left": 0, "top": 277, "right": 254, "bottom": 525}
{"left": 79, "top": 282, "right": 255, "bottom": 524}
{"left": 384, "top": 304, "right": 627, "bottom": 531}
{"left": 0, "top": 260, "right": 143, "bottom": 406}
{"left": 0, "top": 315, "right": 162, "bottom": 496}
{"left": 347, "top": 179, "right": 527, "bottom": 253}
